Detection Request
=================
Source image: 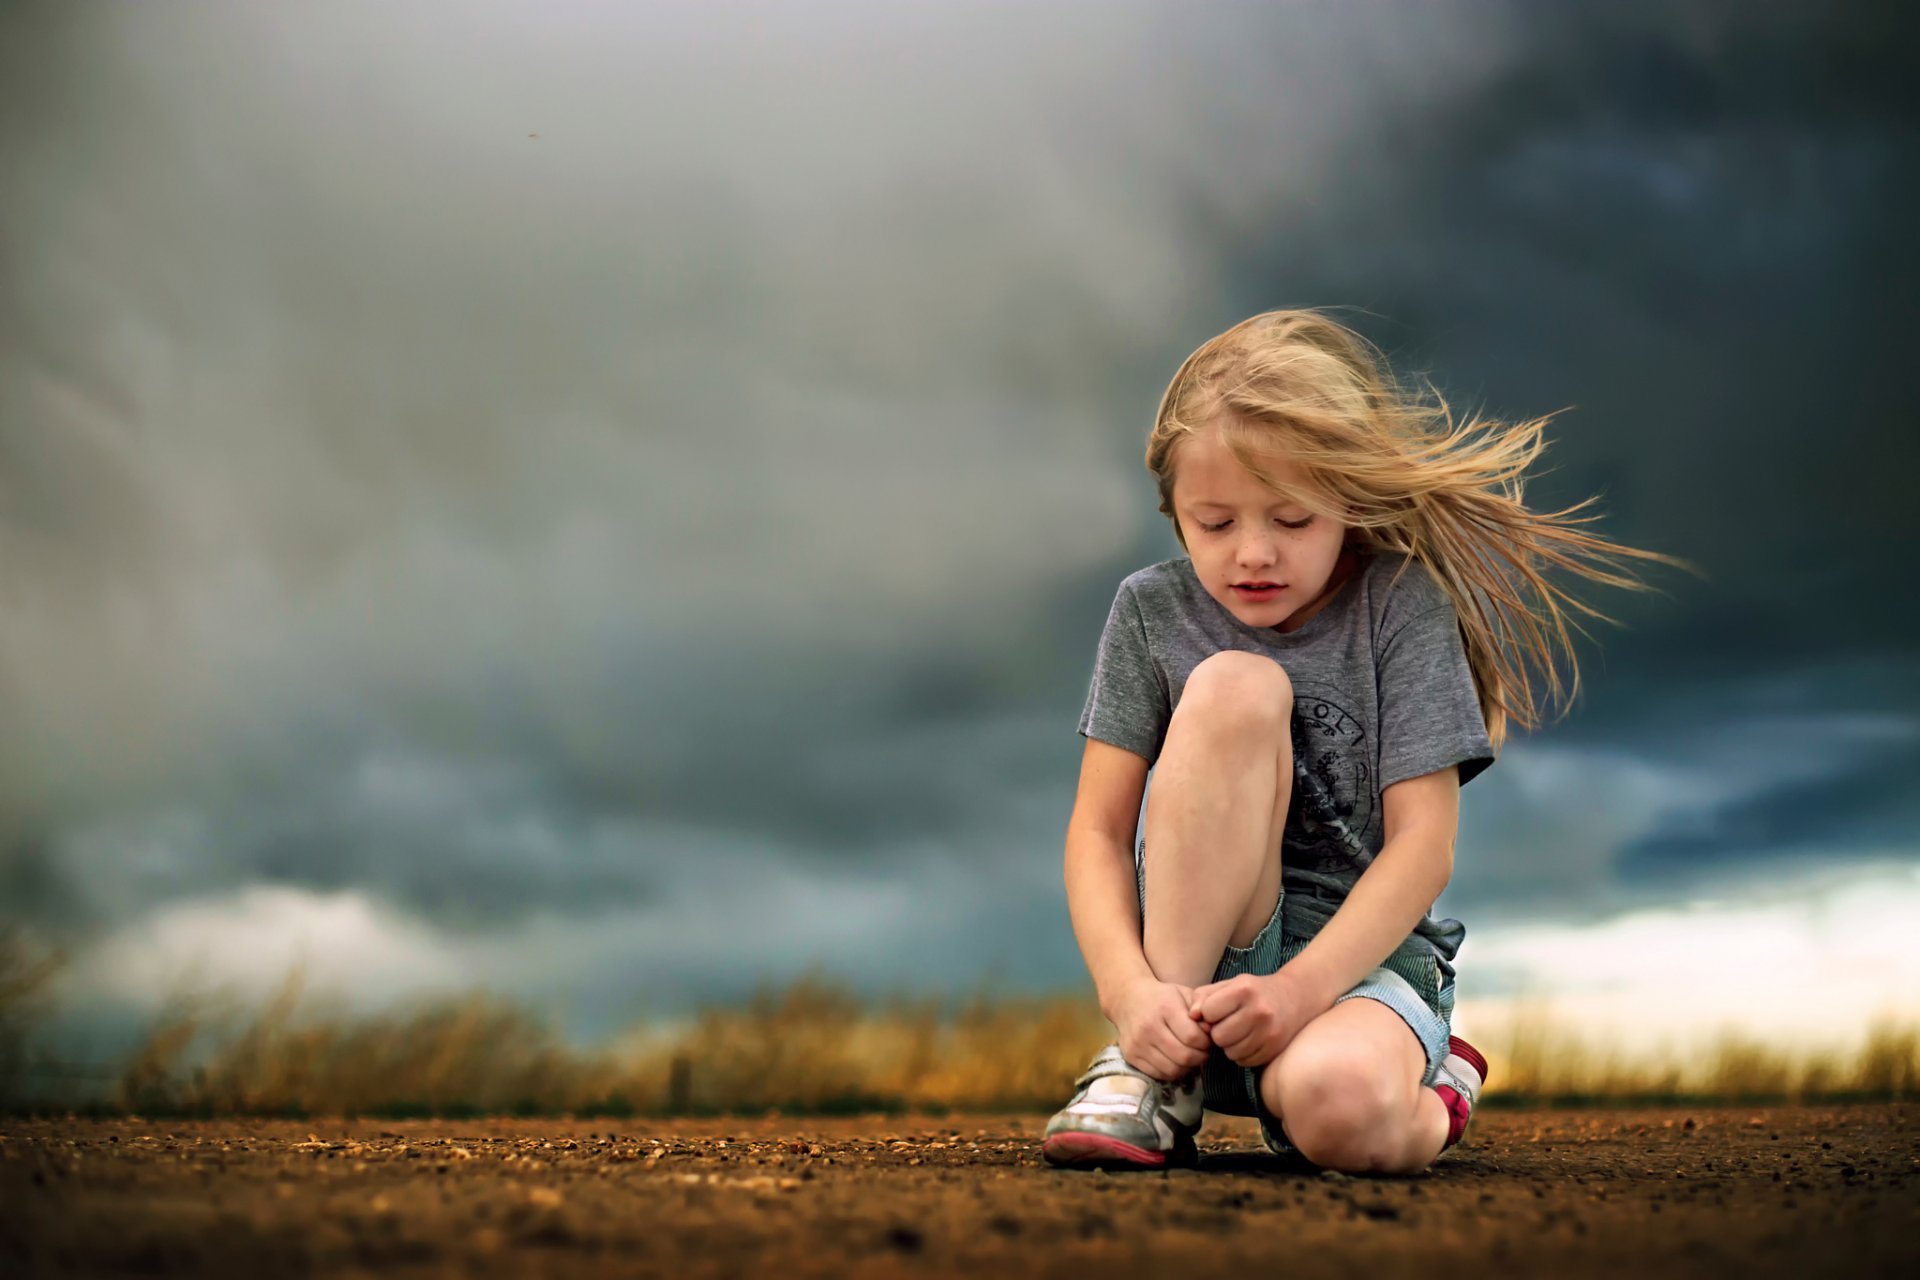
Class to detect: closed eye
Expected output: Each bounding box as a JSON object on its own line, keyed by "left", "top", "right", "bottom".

{"left": 1197, "top": 517, "right": 1314, "bottom": 533}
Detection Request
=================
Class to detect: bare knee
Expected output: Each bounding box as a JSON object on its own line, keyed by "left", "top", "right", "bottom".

{"left": 1177, "top": 652, "right": 1293, "bottom": 739}
{"left": 1270, "top": 1040, "right": 1412, "bottom": 1173}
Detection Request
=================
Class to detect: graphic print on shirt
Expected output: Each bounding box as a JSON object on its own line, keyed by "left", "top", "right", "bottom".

{"left": 1282, "top": 682, "right": 1374, "bottom": 873}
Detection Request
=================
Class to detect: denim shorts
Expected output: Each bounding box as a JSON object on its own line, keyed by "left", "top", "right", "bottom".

{"left": 1134, "top": 850, "right": 1455, "bottom": 1152}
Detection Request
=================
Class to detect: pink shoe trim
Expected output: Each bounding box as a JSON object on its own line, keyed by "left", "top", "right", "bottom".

{"left": 1447, "top": 1035, "right": 1489, "bottom": 1082}
{"left": 1042, "top": 1132, "right": 1167, "bottom": 1168}
{"left": 1434, "top": 1084, "right": 1471, "bottom": 1148}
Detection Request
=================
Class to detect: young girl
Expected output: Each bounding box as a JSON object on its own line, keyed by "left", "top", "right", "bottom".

{"left": 1042, "top": 309, "right": 1684, "bottom": 1175}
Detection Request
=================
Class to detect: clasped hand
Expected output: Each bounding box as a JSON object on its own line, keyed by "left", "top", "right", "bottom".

{"left": 1113, "top": 968, "right": 1315, "bottom": 1081}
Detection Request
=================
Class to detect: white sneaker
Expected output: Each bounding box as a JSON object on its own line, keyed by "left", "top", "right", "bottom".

{"left": 1041, "top": 1044, "right": 1203, "bottom": 1169}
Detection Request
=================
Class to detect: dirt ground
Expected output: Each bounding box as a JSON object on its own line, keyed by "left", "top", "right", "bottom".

{"left": 3, "top": 1104, "right": 1915, "bottom": 1278}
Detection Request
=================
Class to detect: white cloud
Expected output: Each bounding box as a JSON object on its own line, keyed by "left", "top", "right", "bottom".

{"left": 1447, "top": 701, "right": 1920, "bottom": 914}
{"left": 56, "top": 885, "right": 468, "bottom": 1013}
{"left": 1453, "top": 858, "right": 1920, "bottom": 1056}
{"left": 48, "top": 823, "right": 947, "bottom": 1037}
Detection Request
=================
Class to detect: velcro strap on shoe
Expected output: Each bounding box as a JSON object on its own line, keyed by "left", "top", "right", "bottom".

{"left": 1072, "top": 1045, "right": 1155, "bottom": 1090}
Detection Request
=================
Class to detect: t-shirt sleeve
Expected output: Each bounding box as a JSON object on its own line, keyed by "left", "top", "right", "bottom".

{"left": 1376, "top": 578, "right": 1497, "bottom": 790}
{"left": 1076, "top": 580, "right": 1170, "bottom": 763}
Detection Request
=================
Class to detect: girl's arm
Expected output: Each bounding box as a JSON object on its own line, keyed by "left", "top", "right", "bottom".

{"left": 1062, "top": 738, "right": 1155, "bottom": 1017}
{"left": 1281, "top": 765, "right": 1460, "bottom": 1010}
{"left": 1066, "top": 737, "right": 1214, "bottom": 1080}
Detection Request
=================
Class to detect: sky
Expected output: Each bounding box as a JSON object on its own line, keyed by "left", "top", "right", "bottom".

{"left": 3, "top": 1, "right": 1917, "bottom": 1061}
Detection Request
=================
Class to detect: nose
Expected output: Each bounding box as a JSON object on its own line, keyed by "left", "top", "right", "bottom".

{"left": 1235, "top": 527, "right": 1280, "bottom": 569}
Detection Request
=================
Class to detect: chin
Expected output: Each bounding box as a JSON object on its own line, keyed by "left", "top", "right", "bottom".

{"left": 1219, "top": 597, "right": 1283, "bottom": 627}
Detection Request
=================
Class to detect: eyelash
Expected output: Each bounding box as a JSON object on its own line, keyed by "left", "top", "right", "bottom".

{"left": 1198, "top": 517, "right": 1314, "bottom": 534}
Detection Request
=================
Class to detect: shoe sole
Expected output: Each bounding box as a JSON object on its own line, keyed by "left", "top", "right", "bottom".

{"left": 1042, "top": 1130, "right": 1197, "bottom": 1170}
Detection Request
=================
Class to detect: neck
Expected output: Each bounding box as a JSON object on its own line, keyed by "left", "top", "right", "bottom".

{"left": 1276, "top": 546, "right": 1361, "bottom": 633}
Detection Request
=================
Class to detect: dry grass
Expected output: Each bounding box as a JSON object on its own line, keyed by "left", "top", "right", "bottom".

{"left": 644, "top": 975, "right": 1111, "bottom": 1113}
{"left": 95, "top": 968, "right": 1114, "bottom": 1116}
{"left": 6, "top": 957, "right": 1916, "bottom": 1115}
{"left": 110, "top": 966, "right": 611, "bottom": 1117}
{"left": 1475, "top": 995, "right": 1920, "bottom": 1104}
{"left": 0, "top": 925, "right": 66, "bottom": 1100}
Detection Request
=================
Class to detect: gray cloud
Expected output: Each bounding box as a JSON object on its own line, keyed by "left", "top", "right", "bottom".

{"left": 4, "top": 1, "right": 1916, "bottom": 1035}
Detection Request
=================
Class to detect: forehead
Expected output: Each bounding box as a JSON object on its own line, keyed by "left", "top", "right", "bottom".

{"left": 1170, "top": 427, "right": 1314, "bottom": 503}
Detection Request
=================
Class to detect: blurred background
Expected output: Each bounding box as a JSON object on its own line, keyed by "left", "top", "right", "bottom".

{"left": 3, "top": 0, "right": 1916, "bottom": 1109}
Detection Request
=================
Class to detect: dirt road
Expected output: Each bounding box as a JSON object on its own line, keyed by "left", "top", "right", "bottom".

{"left": 3, "top": 1104, "right": 1914, "bottom": 1277}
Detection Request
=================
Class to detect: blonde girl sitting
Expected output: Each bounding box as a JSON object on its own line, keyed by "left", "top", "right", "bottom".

{"left": 1042, "top": 309, "right": 1686, "bottom": 1175}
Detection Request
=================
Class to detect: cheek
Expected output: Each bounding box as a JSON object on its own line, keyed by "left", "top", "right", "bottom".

{"left": 1303, "top": 533, "right": 1347, "bottom": 574}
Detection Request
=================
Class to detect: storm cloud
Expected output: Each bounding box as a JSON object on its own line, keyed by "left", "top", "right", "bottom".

{"left": 3, "top": 1, "right": 1914, "bottom": 1041}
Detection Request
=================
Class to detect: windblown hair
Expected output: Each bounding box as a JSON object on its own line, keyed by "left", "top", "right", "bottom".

{"left": 1148, "top": 308, "right": 1696, "bottom": 752}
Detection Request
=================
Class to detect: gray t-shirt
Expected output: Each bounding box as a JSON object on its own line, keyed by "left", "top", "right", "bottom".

{"left": 1076, "top": 550, "right": 1495, "bottom": 968}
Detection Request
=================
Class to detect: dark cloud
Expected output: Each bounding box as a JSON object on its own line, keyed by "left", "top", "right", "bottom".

{"left": 1277, "top": 4, "right": 1918, "bottom": 644}
{"left": 1617, "top": 741, "right": 1920, "bottom": 880}
{"left": 2, "top": 1, "right": 1915, "bottom": 1031}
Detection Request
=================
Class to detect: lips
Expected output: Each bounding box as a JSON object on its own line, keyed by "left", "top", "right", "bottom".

{"left": 1231, "top": 582, "right": 1285, "bottom": 599}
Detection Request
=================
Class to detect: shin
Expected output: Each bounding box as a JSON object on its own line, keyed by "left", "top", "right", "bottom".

{"left": 1140, "top": 652, "right": 1293, "bottom": 988}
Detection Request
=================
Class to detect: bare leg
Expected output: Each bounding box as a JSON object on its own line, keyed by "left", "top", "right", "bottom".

{"left": 1140, "top": 652, "right": 1294, "bottom": 989}
{"left": 1261, "top": 999, "right": 1450, "bottom": 1173}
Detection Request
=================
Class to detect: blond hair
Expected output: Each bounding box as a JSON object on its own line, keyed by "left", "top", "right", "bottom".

{"left": 1148, "top": 308, "right": 1697, "bottom": 752}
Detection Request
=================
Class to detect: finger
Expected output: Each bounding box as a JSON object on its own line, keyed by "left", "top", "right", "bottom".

{"left": 1192, "top": 984, "right": 1248, "bottom": 1026}
{"left": 1157, "top": 1048, "right": 1195, "bottom": 1082}
{"left": 1136, "top": 1045, "right": 1179, "bottom": 1083}
{"left": 1122, "top": 1037, "right": 1163, "bottom": 1077}
{"left": 1211, "top": 1019, "right": 1264, "bottom": 1066}
{"left": 1210, "top": 1011, "right": 1256, "bottom": 1059}
{"left": 1228, "top": 1039, "right": 1268, "bottom": 1068}
{"left": 1159, "top": 1020, "right": 1205, "bottom": 1059}
{"left": 1162, "top": 1023, "right": 1210, "bottom": 1072}
{"left": 1164, "top": 1010, "right": 1210, "bottom": 1054}
{"left": 1236, "top": 1039, "right": 1275, "bottom": 1069}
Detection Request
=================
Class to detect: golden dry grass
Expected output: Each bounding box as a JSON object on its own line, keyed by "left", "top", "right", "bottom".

{"left": 1470, "top": 993, "right": 1920, "bottom": 1103}
{"left": 0, "top": 924, "right": 66, "bottom": 1100}
{"left": 75, "top": 969, "right": 1920, "bottom": 1115}
{"left": 97, "top": 968, "right": 1120, "bottom": 1116}
{"left": 4, "top": 929, "right": 1916, "bottom": 1115}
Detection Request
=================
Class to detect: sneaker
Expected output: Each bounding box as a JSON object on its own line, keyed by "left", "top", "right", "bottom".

{"left": 1042, "top": 1044, "right": 1203, "bottom": 1169}
{"left": 1432, "top": 1035, "right": 1489, "bottom": 1150}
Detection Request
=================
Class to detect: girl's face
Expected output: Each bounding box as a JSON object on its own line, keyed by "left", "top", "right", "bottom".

{"left": 1168, "top": 426, "right": 1354, "bottom": 633}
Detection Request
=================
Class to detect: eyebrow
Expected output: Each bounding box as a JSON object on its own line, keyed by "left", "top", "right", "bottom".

{"left": 1185, "top": 498, "right": 1309, "bottom": 512}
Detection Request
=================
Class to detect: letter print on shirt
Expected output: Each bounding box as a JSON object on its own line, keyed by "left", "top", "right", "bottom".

{"left": 1281, "top": 682, "right": 1374, "bottom": 874}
